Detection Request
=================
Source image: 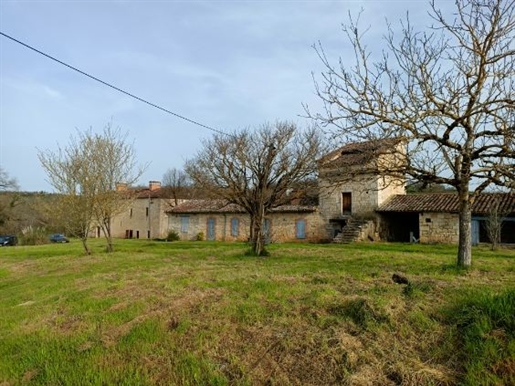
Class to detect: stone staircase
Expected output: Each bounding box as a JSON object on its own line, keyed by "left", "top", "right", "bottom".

{"left": 333, "top": 218, "right": 372, "bottom": 243}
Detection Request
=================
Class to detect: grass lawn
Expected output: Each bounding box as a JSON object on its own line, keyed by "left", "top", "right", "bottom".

{"left": 0, "top": 240, "right": 514, "bottom": 385}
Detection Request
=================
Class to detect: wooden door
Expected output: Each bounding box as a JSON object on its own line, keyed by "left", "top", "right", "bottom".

{"left": 341, "top": 192, "right": 352, "bottom": 214}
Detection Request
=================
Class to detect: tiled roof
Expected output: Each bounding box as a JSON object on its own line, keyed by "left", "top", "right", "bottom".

{"left": 168, "top": 200, "right": 244, "bottom": 213}
{"left": 319, "top": 138, "right": 402, "bottom": 169}
{"left": 134, "top": 188, "right": 172, "bottom": 199}
{"left": 133, "top": 187, "right": 195, "bottom": 199}
{"left": 377, "top": 193, "right": 515, "bottom": 214}
{"left": 270, "top": 204, "right": 318, "bottom": 213}
{"left": 169, "top": 199, "right": 317, "bottom": 214}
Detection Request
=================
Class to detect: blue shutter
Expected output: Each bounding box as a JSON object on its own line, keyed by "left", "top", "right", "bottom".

{"left": 231, "top": 218, "right": 239, "bottom": 237}
{"left": 180, "top": 216, "right": 189, "bottom": 233}
{"left": 471, "top": 220, "right": 479, "bottom": 246}
{"left": 207, "top": 218, "right": 216, "bottom": 240}
{"left": 264, "top": 219, "right": 271, "bottom": 244}
{"left": 296, "top": 219, "right": 306, "bottom": 239}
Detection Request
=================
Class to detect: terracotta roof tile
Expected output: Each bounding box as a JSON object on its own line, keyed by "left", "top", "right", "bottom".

{"left": 377, "top": 193, "right": 515, "bottom": 214}
{"left": 169, "top": 199, "right": 317, "bottom": 214}
{"left": 169, "top": 200, "right": 244, "bottom": 213}
{"left": 319, "top": 138, "right": 402, "bottom": 169}
{"left": 134, "top": 188, "right": 171, "bottom": 199}
{"left": 132, "top": 187, "right": 195, "bottom": 199}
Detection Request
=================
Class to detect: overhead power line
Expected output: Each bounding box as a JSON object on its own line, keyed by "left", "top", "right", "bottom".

{"left": 0, "top": 31, "right": 233, "bottom": 137}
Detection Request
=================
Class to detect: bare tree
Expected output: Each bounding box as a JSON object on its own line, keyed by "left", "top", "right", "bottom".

{"left": 88, "top": 126, "right": 146, "bottom": 252}
{"left": 0, "top": 167, "right": 18, "bottom": 191}
{"left": 0, "top": 167, "right": 20, "bottom": 232}
{"left": 38, "top": 122, "right": 146, "bottom": 253}
{"left": 484, "top": 193, "right": 512, "bottom": 250}
{"left": 38, "top": 138, "right": 96, "bottom": 253}
{"left": 307, "top": 0, "right": 515, "bottom": 267}
{"left": 185, "top": 121, "right": 323, "bottom": 256}
{"left": 162, "top": 167, "right": 192, "bottom": 206}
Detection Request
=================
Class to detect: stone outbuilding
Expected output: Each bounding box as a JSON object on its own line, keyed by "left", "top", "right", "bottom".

{"left": 377, "top": 192, "right": 515, "bottom": 244}
{"left": 167, "top": 199, "right": 326, "bottom": 243}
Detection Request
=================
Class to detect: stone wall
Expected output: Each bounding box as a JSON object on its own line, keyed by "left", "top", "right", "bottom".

{"left": 319, "top": 175, "right": 379, "bottom": 220}
{"left": 418, "top": 212, "right": 459, "bottom": 244}
{"left": 377, "top": 175, "right": 405, "bottom": 208}
{"left": 319, "top": 175, "right": 404, "bottom": 218}
{"left": 167, "top": 211, "right": 326, "bottom": 243}
{"left": 168, "top": 213, "right": 250, "bottom": 242}
{"left": 267, "top": 212, "right": 326, "bottom": 242}
{"left": 111, "top": 197, "right": 174, "bottom": 239}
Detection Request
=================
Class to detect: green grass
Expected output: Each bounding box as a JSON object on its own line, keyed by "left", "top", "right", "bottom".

{"left": 0, "top": 239, "right": 514, "bottom": 385}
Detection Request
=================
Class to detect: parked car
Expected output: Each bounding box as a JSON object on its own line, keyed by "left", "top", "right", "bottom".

{"left": 49, "top": 234, "right": 69, "bottom": 243}
{"left": 0, "top": 235, "right": 18, "bottom": 246}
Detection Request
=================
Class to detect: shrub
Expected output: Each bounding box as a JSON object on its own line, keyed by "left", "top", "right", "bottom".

{"left": 195, "top": 232, "right": 204, "bottom": 241}
{"left": 166, "top": 230, "right": 180, "bottom": 242}
{"left": 20, "top": 226, "right": 48, "bottom": 245}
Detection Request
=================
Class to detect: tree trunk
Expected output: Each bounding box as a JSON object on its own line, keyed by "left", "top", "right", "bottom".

{"left": 457, "top": 192, "right": 472, "bottom": 267}
{"left": 80, "top": 237, "right": 91, "bottom": 255}
{"left": 105, "top": 230, "right": 113, "bottom": 253}
{"left": 253, "top": 223, "right": 265, "bottom": 256}
{"left": 249, "top": 216, "right": 255, "bottom": 245}
{"left": 250, "top": 210, "right": 266, "bottom": 256}
{"left": 101, "top": 217, "right": 114, "bottom": 253}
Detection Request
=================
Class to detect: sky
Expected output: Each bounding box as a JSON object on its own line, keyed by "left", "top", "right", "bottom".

{"left": 0, "top": 0, "right": 452, "bottom": 192}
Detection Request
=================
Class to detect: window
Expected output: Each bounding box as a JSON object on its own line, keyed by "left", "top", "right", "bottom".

{"left": 296, "top": 219, "right": 306, "bottom": 239}
{"left": 146, "top": 207, "right": 149, "bottom": 217}
{"left": 231, "top": 218, "right": 239, "bottom": 237}
{"left": 180, "top": 216, "right": 189, "bottom": 233}
{"left": 129, "top": 208, "right": 133, "bottom": 218}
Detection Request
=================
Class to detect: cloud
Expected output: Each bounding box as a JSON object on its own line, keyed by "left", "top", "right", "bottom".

{"left": 3, "top": 77, "right": 63, "bottom": 100}
{"left": 43, "top": 85, "right": 63, "bottom": 99}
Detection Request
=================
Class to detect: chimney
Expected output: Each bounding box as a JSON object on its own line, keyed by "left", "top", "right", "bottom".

{"left": 149, "top": 181, "right": 161, "bottom": 191}
{"left": 116, "top": 182, "right": 128, "bottom": 191}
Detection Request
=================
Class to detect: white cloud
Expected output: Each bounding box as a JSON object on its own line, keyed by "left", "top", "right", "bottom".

{"left": 2, "top": 77, "right": 63, "bottom": 100}
{"left": 42, "top": 85, "right": 63, "bottom": 99}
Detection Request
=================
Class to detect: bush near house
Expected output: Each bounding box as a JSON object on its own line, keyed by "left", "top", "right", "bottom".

{"left": 166, "top": 230, "right": 180, "bottom": 242}
{"left": 0, "top": 240, "right": 514, "bottom": 385}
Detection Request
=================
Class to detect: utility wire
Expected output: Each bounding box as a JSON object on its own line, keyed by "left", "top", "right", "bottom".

{"left": 0, "top": 31, "right": 233, "bottom": 137}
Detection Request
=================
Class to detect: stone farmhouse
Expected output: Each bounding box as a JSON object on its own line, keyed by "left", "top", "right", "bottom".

{"left": 110, "top": 181, "right": 179, "bottom": 240}
{"left": 112, "top": 139, "right": 515, "bottom": 245}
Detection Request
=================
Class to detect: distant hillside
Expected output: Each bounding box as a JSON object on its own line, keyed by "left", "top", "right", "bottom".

{"left": 0, "top": 191, "right": 60, "bottom": 234}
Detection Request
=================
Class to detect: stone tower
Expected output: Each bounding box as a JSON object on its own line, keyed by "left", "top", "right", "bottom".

{"left": 318, "top": 138, "right": 406, "bottom": 240}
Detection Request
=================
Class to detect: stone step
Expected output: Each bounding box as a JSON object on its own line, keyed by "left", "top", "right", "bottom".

{"left": 333, "top": 219, "right": 372, "bottom": 243}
